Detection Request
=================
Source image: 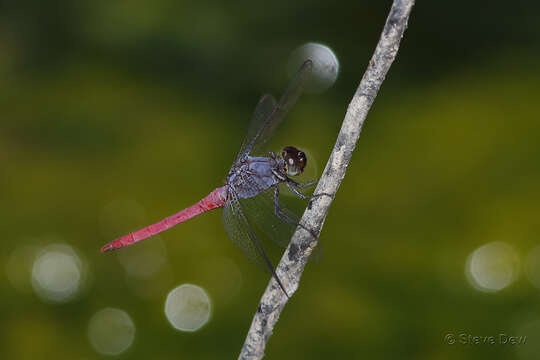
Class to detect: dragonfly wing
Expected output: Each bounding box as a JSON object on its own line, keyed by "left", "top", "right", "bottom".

{"left": 222, "top": 197, "right": 290, "bottom": 294}
{"left": 234, "top": 94, "right": 277, "bottom": 164}
{"left": 238, "top": 60, "right": 313, "bottom": 159}
{"left": 222, "top": 198, "right": 273, "bottom": 275}
{"left": 238, "top": 187, "right": 295, "bottom": 248}
{"left": 238, "top": 186, "right": 322, "bottom": 262}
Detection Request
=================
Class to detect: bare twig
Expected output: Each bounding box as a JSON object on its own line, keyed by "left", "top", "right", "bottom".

{"left": 238, "top": 1, "right": 415, "bottom": 359}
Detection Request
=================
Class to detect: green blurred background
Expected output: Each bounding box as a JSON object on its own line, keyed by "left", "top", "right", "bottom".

{"left": 2, "top": 0, "right": 540, "bottom": 359}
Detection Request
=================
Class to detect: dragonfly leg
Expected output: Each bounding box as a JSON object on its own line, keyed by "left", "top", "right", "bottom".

{"left": 273, "top": 186, "right": 318, "bottom": 240}
{"left": 286, "top": 178, "right": 332, "bottom": 201}
{"left": 293, "top": 179, "right": 318, "bottom": 188}
{"left": 271, "top": 168, "right": 288, "bottom": 182}
{"left": 285, "top": 181, "right": 311, "bottom": 200}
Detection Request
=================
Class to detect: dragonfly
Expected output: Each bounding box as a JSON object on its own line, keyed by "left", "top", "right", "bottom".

{"left": 101, "top": 60, "right": 319, "bottom": 296}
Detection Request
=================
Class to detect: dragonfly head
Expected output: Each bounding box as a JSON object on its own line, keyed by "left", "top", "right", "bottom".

{"left": 281, "top": 146, "right": 307, "bottom": 177}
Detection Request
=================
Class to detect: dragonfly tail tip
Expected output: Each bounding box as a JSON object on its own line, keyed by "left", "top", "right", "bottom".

{"left": 100, "top": 243, "right": 116, "bottom": 253}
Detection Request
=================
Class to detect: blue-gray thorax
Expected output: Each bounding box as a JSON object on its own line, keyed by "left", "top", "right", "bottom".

{"left": 227, "top": 155, "right": 284, "bottom": 199}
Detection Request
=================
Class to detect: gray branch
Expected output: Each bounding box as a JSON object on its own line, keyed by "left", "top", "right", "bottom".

{"left": 238, "top": 1, "right": 415, "bottom": 359}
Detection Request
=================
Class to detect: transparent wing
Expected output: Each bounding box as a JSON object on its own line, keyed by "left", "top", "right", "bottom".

{"left": 238, "top": 187, "right": 296, "bottom": 248}
{"left": 222, "top": 196, "right": 289, "bottom": 294}
{"left": 235, "top": 60, "right": 313, "bottom": 161}
{"left": 234, "top": 94, "right": 277, "bottom": 163}
{"left": 222, "top": 198, "right": 273, "bottom": 275}
{"left": 239, "top": 186, "right": 322, "bottom": 262}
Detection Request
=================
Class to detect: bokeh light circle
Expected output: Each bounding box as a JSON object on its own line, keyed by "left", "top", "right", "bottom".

{"left": 465, "top": 241, "right": 520, "bottom": 292}
{"left": 164, "top": 284, "right": 212, "bottom": 332}
{"left": 31, "top": 244, "right": 86, "bottom": 303}
{"left": 289, "top": 42, "right": 339, "bottom": 93}
{"left": 88, "top": 308, "right": 136, "bottom": 356}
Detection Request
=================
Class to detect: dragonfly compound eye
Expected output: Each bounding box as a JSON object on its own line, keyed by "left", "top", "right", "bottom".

{"left": 282, "top": 146, "right": 307, "bottom": 176}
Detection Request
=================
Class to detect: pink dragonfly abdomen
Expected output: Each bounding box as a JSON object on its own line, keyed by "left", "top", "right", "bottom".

{"left": 101, "top": 186, "right": 228, "bottom": 252}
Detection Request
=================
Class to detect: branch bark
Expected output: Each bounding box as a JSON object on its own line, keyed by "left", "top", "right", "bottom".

{"left": 238, "top": 1, "right": 415, "bottom": 359}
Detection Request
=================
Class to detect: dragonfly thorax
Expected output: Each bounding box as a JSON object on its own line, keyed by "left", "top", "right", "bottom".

{"left": 226, "top": 156, "right": 282, "bottom": 199}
